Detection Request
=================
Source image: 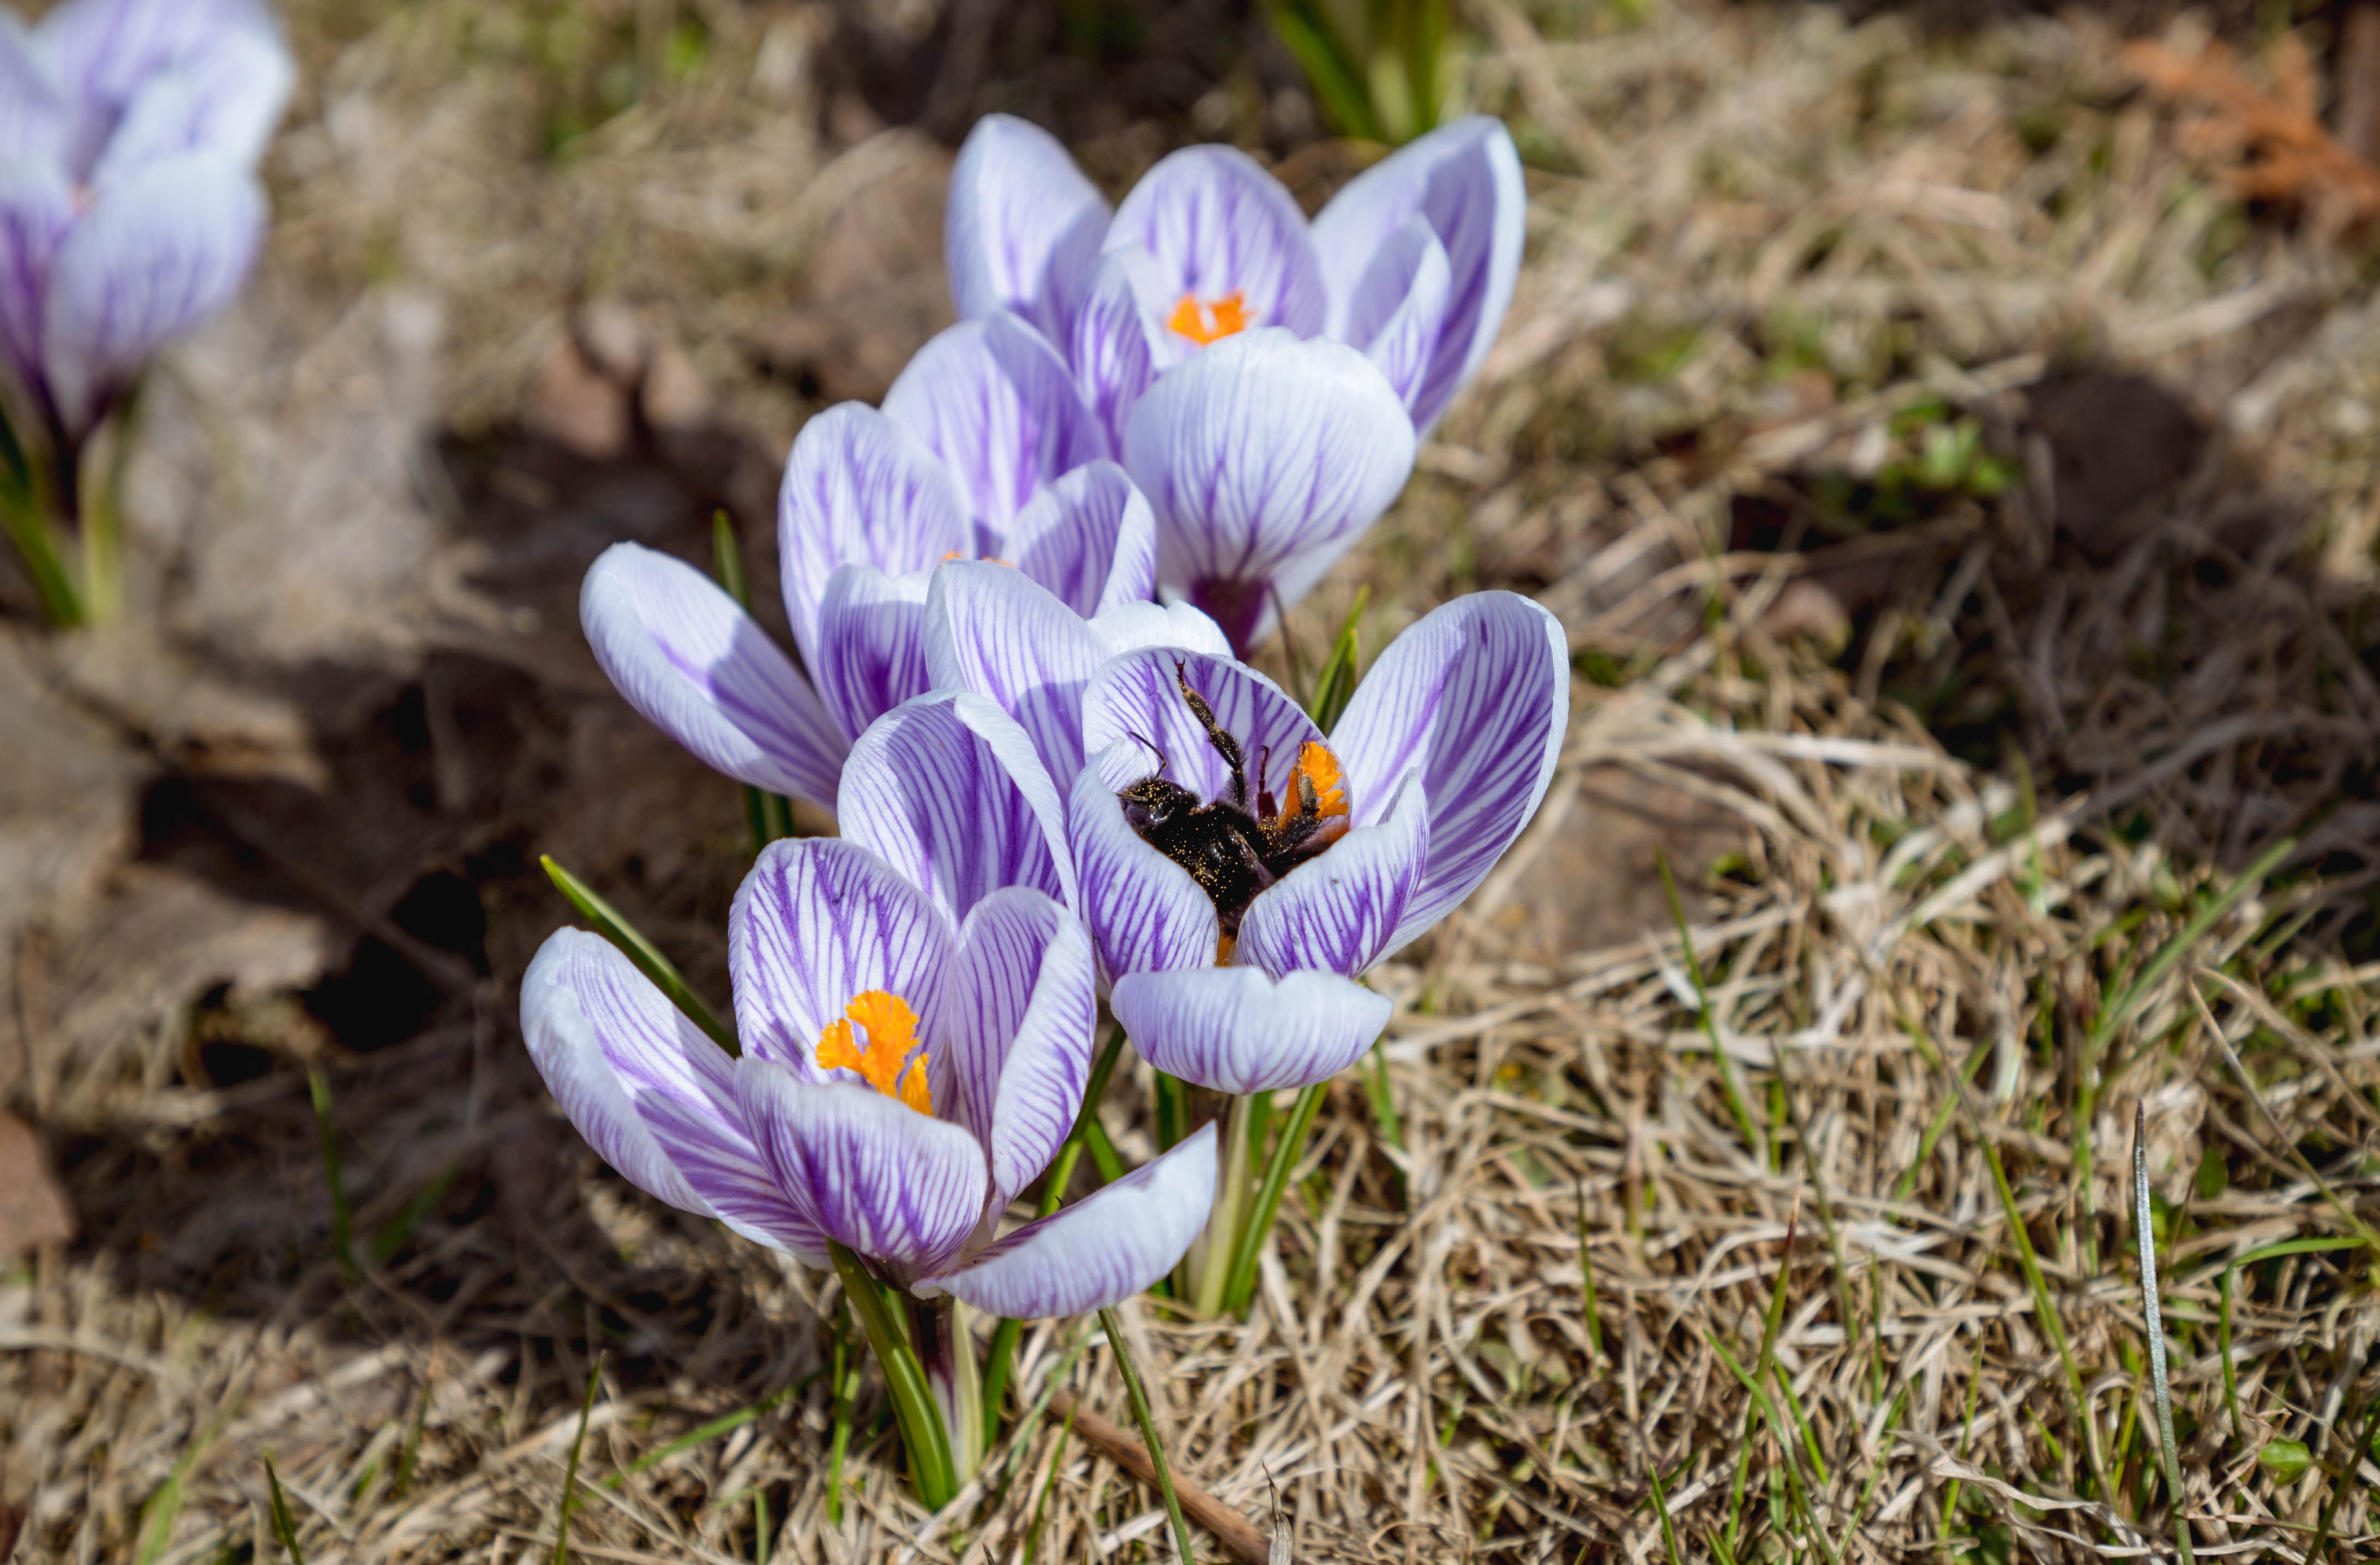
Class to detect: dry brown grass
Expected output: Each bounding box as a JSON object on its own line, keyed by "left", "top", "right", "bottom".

{"left": 11, "top": 2, "right": 2380, "bottom": 1563}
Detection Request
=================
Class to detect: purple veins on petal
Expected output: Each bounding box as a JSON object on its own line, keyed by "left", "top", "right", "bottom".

{"left": 941, "top": 887, "right": 1096, "bottom": 1207}
{"left": 922, "top": 559, "right": 1110, "bottom": 791}
{"left": 580, "top": 542, "right": 850, "bottom": 811}
{"left": 777, "top": 401, "right": 973, "bottom": 666}
{"left": 916, "top": 1122, "right": 1218, "bottom": 1319}
{"left": 1069, "top": 747, "right": 1221, "bottom": 989}
{"left": 810, "top": 563, "right": 936, "bottom": 744}
{"left": 946, "top": 112, "right": 1110, "bottom": 342}
{"left": 1234, "top": 771, "right": 1427, "bottom": 981}
{"left": 999, "top": 459, "right": 1158, "bottom": 619}
{"left": 1106, "top": 145, "right": 1328, "bottom": 343}
{"left": 1112, "top": 967, "right": 1392, "bottom": 1095}
{"left": 728, "top": 837, "right": 956, "bottom": 1078}
{"left": 881, "top": 313, "right": 1108, "bottom": 538}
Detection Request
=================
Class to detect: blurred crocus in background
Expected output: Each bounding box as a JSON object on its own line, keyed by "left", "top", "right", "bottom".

{"left": 524, "top": 693, "right": 1219, "bottom": 1504}
{"left": 946, "top": 112, "right": 1522, "bottom": 645}
{"left": 582, "top": 313, "right": 1148, "bottom": 820}
{"left": 0, "top": 0, "right": 292, "bottom": 625}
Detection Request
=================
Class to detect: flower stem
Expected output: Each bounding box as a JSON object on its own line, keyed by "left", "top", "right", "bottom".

{"left": 909, "top": 1293, "right": 984, "bottom": 1485}
{"left": 827, "top": 1242, "right": 958, "bottom": 1509}
{"left": 1182, "top": 1091, "right": 1258, "bottom": 1316}
{"left": 1221, "top": 1080, "right": 1327, "bottom": 1316}
{"left": 1097, "top": 1305, "right": 1197, "bottom": 1563}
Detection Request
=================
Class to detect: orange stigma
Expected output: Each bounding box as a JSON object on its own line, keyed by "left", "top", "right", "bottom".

{"left": 1167, "top": 291, "right": 1251, "bottom": 346}
{"left": 816, "top": 990, "right": 932, "bottom": 1114}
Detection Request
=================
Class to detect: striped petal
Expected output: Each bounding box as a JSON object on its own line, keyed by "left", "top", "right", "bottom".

{"left": 882, "top": 313, "right": 1108, "bottom": 540}
{"left": 522, "top": 930, "right": 826, "bottom": 1261}
{"left": 1107, "top": 146, "right": 1326, "bottom": 342}
{"left": 1121, "top": 329, "right": 1415, "bottom": 653}
{"left": 1236, "top": 771, "right": 1426, "bottom": 979}
{"left": 738, "top": 1056, "right": 989, "bottom": 1273}
{"left": 1080, "top": 647, "right": 1323, "bottom": 815}
{"left": 946, "top": 113, "right": 1109, "bottom": 342}
{"left": 836, "top": 691, "right": 1074, "bottom": 929}
{"left": 580, "top": 543, "right": 849, "bottom": 811}
{"left": 1071, "top": 744, "right": 1220, "bottom": 988}
{"left": 1330, "top": 592, "right": 1570, "bottom": 955}
{"left": 40, "top": 0, "right": 291, "bottom": 175}
{"left": 1347, "top": 216, "right": 1451, "bottom": 418}
{"left": 917, "top": 1122, "right": 1217, "bottom": 1317}
{"left": 1309, "top": 116, "right": 1525, "bottom": 431}
{"left": 41, "top": 149, "right": 263, "bottom": 436}
{"left": 941, "top": 888, "right": 1096, "bottom": 1207}
{"left": 729, "top": 838, "right": 955, "bottom": 1076}
{"left": 996, "top": 460, "right": 1158, "bottom": 619}
{"left": 1068, "top": 245, "right": 1168, "bottom": 452}
{"left": 923, "top": 559, "right": 1107, "bottom": 790}
{"left": 0, "top": 164, "right": 73, "bottom": 404}
{"left": 0, "top": 17, "right": 66, "bottom": 170}
{"left": 777, "top": 401, "right": 972, "bottom": 666}
{"left": 1112, "top": 967, "right": 1391, "bottom": 1094}
{"left": 811, "top": 563, "right": 934, "bottom": 744}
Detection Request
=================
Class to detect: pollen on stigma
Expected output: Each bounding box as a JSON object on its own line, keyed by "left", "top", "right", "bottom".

{"left": 1167, "top": 291, "right": 1251, "bottom": 346}
{"left": 817, "top": 991, "right": 932, "bottom": 1115}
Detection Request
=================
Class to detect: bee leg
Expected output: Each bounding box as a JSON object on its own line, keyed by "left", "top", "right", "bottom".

{"left": 1171, "top": 658, "right": 1248, "bottom": 809}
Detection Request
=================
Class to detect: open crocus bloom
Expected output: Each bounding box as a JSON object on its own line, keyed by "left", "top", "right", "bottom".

{"left": 522, "top": 692, "right": 1218, "bottom": 1316}
{"left": 580, "top": 326, "right": 1145, "bottom": 812}
{"left": 0, "top": 0, "right": 292, "bottom": 441}
{"left": 1066, "top": 593, "right": 1568, "bottom": 1093}
{"left": 946, "top": 113, "right": 1524, "bottom": 440}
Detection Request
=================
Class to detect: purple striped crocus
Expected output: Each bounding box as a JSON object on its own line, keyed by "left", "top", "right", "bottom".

{"left": 1, "top": 0, "right": 291, "bottom": 445}
{"left": 948, "top": 115, "right": 1521, "bottom": 650}
{"left": 947, "top": 112, "right": 1524, "bottom": 440}
{"left": 581, "top": 315, "right": 1138, "bottom": 812}
{"left": 523, "top": 691, "right": 1218, "bottom": 1492}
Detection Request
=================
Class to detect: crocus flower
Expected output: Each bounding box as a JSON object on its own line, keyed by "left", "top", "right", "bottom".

{"left": 1069, "top": 593, "right": 1569, "bottom": 1093}
{"left": 946, "top": 112, "right": 1525, "bottom": 438}
{"left": 582, "top": 314, "right": 1139, "bottom": 812}
{"left": 0, "top": 0, "right": 292, "bottom": 443}
{"left": 521, "top": 690, "right": 1218, "bottom": 1315}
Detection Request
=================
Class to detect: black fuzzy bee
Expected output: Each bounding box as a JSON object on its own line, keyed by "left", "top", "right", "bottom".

{"left": 1118, "top": 661, "right": 1347, "bottom": 940}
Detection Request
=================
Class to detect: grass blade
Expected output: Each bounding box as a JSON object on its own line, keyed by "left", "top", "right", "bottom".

{"left": 1643, "top": 1450, "right": 1688, "bottom": 1565}
{"left": 2132, "top": 1103, "right": 2194, "bottom": 1565}
{"left": 604, "top": 1381, "right": 801, "bottom": 1490}
{"left": 308, "top": 1068, "right": 356, "bottom": 1282}
{"left": 1658, "top": 851, "right": 1768, "bottom": 1167}
{"left": 2220, "top": 1236, "right": 2365, "bottom": 1440}
{"left": 1361, "top": 1038, "right": 1406, "bottom": 1207}
{"left": 1308, "top": 586, "right": 1369, "bottom": 730}
{"left": 2309, "top": 1388, "right": 2380, "bottom": 1565}
{"left": 542, "top": 853, "right": 739, "bottom": 1057}
{"left": 552, "top": 1355, "right": 603, "bottom": 1565}
{"left": 263, "top": 1456, "right": 305, "bottom": 1564}
{"left": 1574, "top": 1177, "right": 1604, "bottom": 1363}
{"left": 1222, "top": 1080, "right": 1329, "bottom": 1315}
{"left": 1099, "top": 1305, "right": 1198, "bottom": 1563}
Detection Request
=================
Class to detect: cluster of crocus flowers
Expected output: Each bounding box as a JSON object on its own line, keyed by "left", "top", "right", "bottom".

{"left": 530, "top": 109, "right": 1546, "bottom": 1508}
{"left": 0, "top": 0, "right": 292, "bottom": 624}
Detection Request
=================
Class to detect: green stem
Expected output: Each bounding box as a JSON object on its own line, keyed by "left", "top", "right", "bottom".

{"left": 910, "top": 1293, "right": 983, "bottom": 1485}
{"left": 542, "top": 854, "right": 738, "bottom": 1056}
{"left": 827, "top": 1243, "right": 958, "bottom": 1509}
{"left": 1222, "top": 1080, "right": 1328, "bottom": 1316}
{"left": 1098, "top": 1306, "right": 1198, "bottom": 1563}
{"left": 1184, "top": 1091, "right": 1259, "bottom": 1316}
{"left": 0, "top": 480, "right": 83, "bottom": 626}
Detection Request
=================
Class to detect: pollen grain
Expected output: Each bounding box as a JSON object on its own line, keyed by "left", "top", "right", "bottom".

{"left": 817, "top": 990, "right": 933, "bottom": 1114}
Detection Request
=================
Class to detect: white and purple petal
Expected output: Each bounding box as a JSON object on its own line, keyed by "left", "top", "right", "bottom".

{"left": 917, "top": 1122, "right": 1217, "bottom": 1317}
{"left": 580, "top": 543, "right": 850, "bottom": 811}
{"left": 1085, "top": 600, "right": 1233, "bottom": 660}
{"left": 522, "top": 930, "right": 827, "bottom": 1261}
{"left": 0, "top": 165, "right": 73, "bottom": 402}
{"left": 1071, "top": 745, "right": 1222, "bottom": 987}
{"left": 1081, "top": 647, "right": 1323, "bottom": 813}
{"left": 39, "top": 0, "right": 291, "bottom": 176}
{"left": 1068, "top": 245, "right": 1169, "bottom": 452}
{"left": 881, "top": 313, "right": 1108, "bottom": 539}
{"left": 0, "top": 17, "right": 67, "bottom": 170}
{"left": 1112, "top": 967, "right": 1392, "bottom": 1094}
{"left": 941, "top": 888, "right": 1096, "bottom": 1206}
{"left": 1105, "top": 146, "right": 1327, "bottom": 341}
{"left": 777, "top": 402, "right": 973, "bottom": 665}
{"left": 946, "top": 113, "right": 1109, "bottom": 342}
{"left": 1331, "top": 592, "right": 1570, "bottom": 954}
{"left": 1121, "top": 329, "right": 1415, "bottom": 652}
{"left": 996, "top": 460, "right": 1157, "bottom": 619}
{"left": 1236, "top": 771, "right": 1427, "bottom": 979}
{"left": 84, "top": 28, "right": 295, "bottom": 185}
{"left": 810, "top": 563, "right": 934, "bottom": 745}
{"left": 729, "top": 838, "right": 955, "bottom": 1076}
{"left": 1310, "top": 116, "right": 1525, "bottom": 431}
{"left": 923, "top": 559, "right": 1108, "bottom": 789}
{"left": 40, "top": 149, "right": 264, "bottom": 436}
{"left": 836, "top": 691, "right": 1074, "bottom": 929}
{"left": 1347, "top": 215, "right": 1452, "bottom": 418}
{"left": 737, "top": 1058, "right": 990, "bottom": 1273}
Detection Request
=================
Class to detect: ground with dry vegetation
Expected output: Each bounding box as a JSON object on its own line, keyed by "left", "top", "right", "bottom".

{"left": 8, "top": 1, "right": 2380, "bottom": 1561}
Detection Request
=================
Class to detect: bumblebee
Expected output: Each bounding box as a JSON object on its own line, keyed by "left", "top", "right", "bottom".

{"left": 1118, "top": 661, "right": 1349, "bottom": 940}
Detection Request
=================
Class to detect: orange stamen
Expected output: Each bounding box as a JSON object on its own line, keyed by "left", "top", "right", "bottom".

{"left": 816, "top": 990, "right": 933, "bottom": 1114}
{"left": 1216, "top": 933, "right": 1235, "bottom": 966}
{"left": 1166, "top": 290, "right": 1251, "bottom": 346}
{"left": 1283, "top": 741, "right": 1349, "bottom": 825}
